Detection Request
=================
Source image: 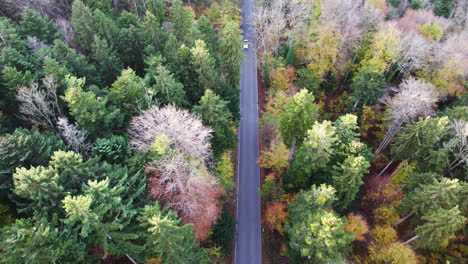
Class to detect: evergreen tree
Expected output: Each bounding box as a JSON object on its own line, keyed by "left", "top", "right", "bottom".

{"left": 139, "top": 203, "right": 208, "bottom": 263}
{"left": 414, "top": 206, "right": 466, "bottom": 249}
{"left": 146, "top": 0, "right": 167, "bottom": 22}
{"left": 398, "top": 178, "right": 466, "bottom": 217}
{"left": 331, "top": 155, "right": 370, "bottom": 210}
{"left": 285, "top": 185, "right": 353, "bottom": 263}
{"left": 350, "top": 67, "right": 386, "bottom": 107}
{"left": 220, "top": 21, "right": 243, "bottom": 89}
{"left": 0, "top": 128, "right": 67, "bottom": 190}
{"left": 174, "top": 44, "right": 200, "bottom": 105}
{"left": 91, "top": 35, "right": 123, "bottom": 86}
{"left": 50, "top": 40, "right": 99, "bottom": 84}
{"left": 142, "top": 11, "right": 165, "bottom": 51}
{"left": 279, "top": 89, "right": 319, "bottom": 147}
{"left": 109, "top": 68, "right": 146, "bottom": 117}
{"left": 0, "top": 217, "right": 86, "bottom": 263}
{"left": 18, "top": 9, "right": 61, "bottom": 45}
{"left": 146, "top": 62, "right": 187, "bottom": 107}
{"left": 63, "top": 76, "right": 124, "bottom": 135}
{"left": 194, "top": 89, "right": 236, "bottom": 158}
{"left": 191, "top": 40, "right": 218, "bottom": 93}
{"left": 171, "top": 0, "right": 195, "bottom": 43}
{"left": 71, "top": 0, "right": 96, "bottom": 52}
{"left": 285, "top": 40, "right": 295, "bottom": 66}
{"left": 197, "top": 16, "right": 220, "bottom": 59}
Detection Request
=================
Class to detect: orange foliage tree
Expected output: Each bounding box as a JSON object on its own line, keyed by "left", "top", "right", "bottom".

{"left": 269, "top": 66, "right": 296, "bottom": 91}
{"left": 263, "top": 201, "right": 288, "bottom": 234}
{"left": 345, "top": 213, "right": 369, "bottom": 242}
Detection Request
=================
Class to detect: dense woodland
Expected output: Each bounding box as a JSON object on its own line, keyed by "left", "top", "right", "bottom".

{"left": 0, "top": 0, "right": 242, "bottom": 263}
{"left": 256, "top": 0, "right": 467, "bottom": 263}
{"left": 0, "top": 0, "right": 467, "bottom": 263}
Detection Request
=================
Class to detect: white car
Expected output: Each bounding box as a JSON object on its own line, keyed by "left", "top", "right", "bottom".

{"left": 243, "top": 39, "right": 249, "bottom": 49}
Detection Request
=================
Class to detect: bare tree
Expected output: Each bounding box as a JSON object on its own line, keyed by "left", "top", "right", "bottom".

{"left": 254, "top": 0, "right": 286, "bottom": 55}
{"left": 57, "top": 117, "right": 92, "bottom": 157}
{"left": 128, "top": 104, "right": 212, "bottom": 160}
{"left": 146, "top": 150, "right": 223, "bottom": 241}
{"left": 16, "top": 75, "right": 63, "bottom": 132}
{"left": 375, "top": 77, "right": 440, "bottom": 155}
{"left": 396, "top": 32, "right": 432, "bottom": 76}
{"left": 129, "top": 104, "right": 221, "bottom": 241}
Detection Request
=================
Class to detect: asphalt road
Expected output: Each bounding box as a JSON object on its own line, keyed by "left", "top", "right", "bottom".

{"left": 234, "top": 0, "right": 261, "bottom": 262}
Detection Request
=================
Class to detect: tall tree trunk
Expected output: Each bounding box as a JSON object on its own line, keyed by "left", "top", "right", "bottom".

{"left": 404, "top": 234, "right": 419, "bottom": 245}
{"left": 392, "top": 212, "right": 414, "bottom": 228}
{"left": 288, "top": 138, "right": 296, "bottom": 164}
{"left": 377, "top": 160, "right": 393, "bottom": 177}
{"left": 386, "top": 159, "right": 409, "bottom": 183}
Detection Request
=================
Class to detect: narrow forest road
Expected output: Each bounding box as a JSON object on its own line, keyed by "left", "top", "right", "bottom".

{"left": 234, "top": 0, "right": 261, "bottom": 262}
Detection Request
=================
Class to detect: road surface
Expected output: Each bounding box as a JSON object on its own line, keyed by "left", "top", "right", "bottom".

{"left": 235, "top": 0, "right": 261, "bottom": 262}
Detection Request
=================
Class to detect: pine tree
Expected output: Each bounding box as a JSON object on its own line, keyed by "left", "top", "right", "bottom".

{"left": 279, "top": 89, "right": 319, "bottom": 147}
{"left": 18, "top": 9, "right": 61, "bottom": 44}
{"left": 109, "top": 68, "right": 146, "bottom": 117}
{"left": 197, "top": 16, "right": 219, "bottom": 58}
{"left": 142, "top": 11, "right": 164, "bottom": 51}
{"left": 64, "top": 76, "right": 124, "bottom": 136}
{"left": 285, "top": 40, "right": 295, "bottom": 66}
{"left": 71, "top": 0, "right": 96, "bottom": 52}
{"left": 285, "top": 185, "right": 353, "bottom": 263}
{"left": 194, "top": 89, "right": 236, "bottom": 158}
{"left": 398, "top": 178, "right": 465, "bottom": 217}
{"left": 13, "top": 165, "right": 64, "bottom": 214}
{"left": 138, "top": 203, "right": 208, "bottom": 263}
{"left": 331, "top": 155, "right": 370, "bottom": 210}
{"left": 413, "top": 206, "right": 466, "bottom": 249}
{"left": 91, "top": 35, "right": 123, "bottom": 86}
{"left": 0, "top": 217, "right": 86, "bottom": 263}
{"left": 147, "top": 62, "right": 187, "bottom": 107}
{"left": 171, "top": 0, "right": 195, "bottom": 43}
{"left": 220, "top": 20, "right": 243, "bottom": 89}
{"left": 191, "top": 40, "right": 218, "bottom": 93}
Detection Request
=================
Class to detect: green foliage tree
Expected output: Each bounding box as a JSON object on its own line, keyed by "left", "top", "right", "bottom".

{"left": 142, "top": 11, "right": 165, "bottom": 51}
{"left": 173, "top": 44, "right": 200, "bottom": 105}
{"left": 63, "top": 76, "right": 124, "bottom": 136}
{"left": 414, "top": 206, "right": 466, "bottom": 249}
{"left": 71, "top": 0, "right": 95, "bottom": 52}
{"left": 398, "top": 178, "right": 466, "bottom": 217}
{"left": 220, "top": 20, "right": 243, "bottom": 89}
{"left": 431, "top": 0, "right": 455, "bottom": 17}
{"left": 331, "top": 155, "right": 370, "bottom": 210}
{"left": 284, "top": 114, "right": 371, "bottom": 194}
{"left": 139, "top": 203, "right": 208, "bottom": 263}
{"left": 285, "top": 185, "right": 353, "bottom": 263}
{"left": 194, "top": 89, "right": 236, "bottom": 158}
{"left": 171, "top": 0, "right": 195, "bottom": 43}
{"left": 146, "top": 0, "right": 167, "bottom": 23}
{"left": 285, "top": 40, "right": 295, "bottom": 66}
{"left": 391, "top": 117, "right": 453, "bottom": 172}
{"left": 146, "top": 61, "right": 187, "bottom": 107}
{"left": 215, "top": 151, "right": 235, "bottom": 192}
{"left": 350, "top": 67, "right": 386, "bottom": 107}
{"left": 211, "top": 210, "right": 235, "bottom": 254}
{"left": 191, "top": 40, "right": 218, "bottom": 93}
{"left": 18, "top": 9, "right": 61, "bottom": 44}
{"left": 197, "top": 15, "right": 219, "bottom": 57}
{"left": 91, "top": 35, "right": 123, "bottom": 86}
{"left": 0, "top": 217, "right": 86, "bottom": 263}
{"left": 279, "top": 89, "right": 319, "bottom": 147}
{"left": 109, "top": 67, "right": 146, "bottom": 117}
{"left": 92, "top": 135, "right": 131, "bottom": 164}
{"left": 0, "top": 128, "right": 66, "bottom": 190}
